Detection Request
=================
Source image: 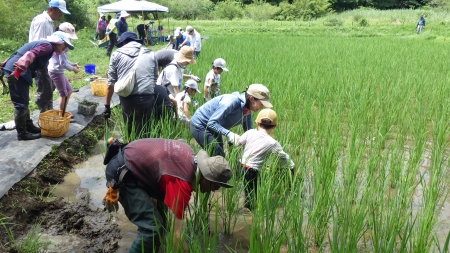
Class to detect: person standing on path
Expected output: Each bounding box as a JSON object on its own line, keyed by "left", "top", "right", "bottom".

{"left": 28, "top": 0, "right": 70, "bottom": 112}
{"left": 2, "top": 33, "right": 73, "bottom": 140}
{"left": 103, "top": 138, "right": 233, "bottom": 253}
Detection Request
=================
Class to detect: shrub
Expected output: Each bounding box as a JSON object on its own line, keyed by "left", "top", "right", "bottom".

{"left": 353, "top": 14, "right": 363, "bottom": 22}
{"left": 159, "top": 0, "right": 213, "bottom": 20}
{"left": 275, "top": 1, "right": 299, "bottom": 21}
{"left": 213, "top": 0, "right": 244, "bottom": 20}
{"left": 245, "top": 2, "right": 279, "bottom": 21}
{"left": 359, "top": 18, "right": 369, "bottom": 26}
{"left": 324, "top": 18, "right": 343, "bottom": 26}
{"left": 293, "top": 0, "right": 331, "bottom": 20}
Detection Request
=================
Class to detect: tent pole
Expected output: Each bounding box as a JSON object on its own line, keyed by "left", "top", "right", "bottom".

{"left": 157, "top": 12, "right": 160, "bottom": 42}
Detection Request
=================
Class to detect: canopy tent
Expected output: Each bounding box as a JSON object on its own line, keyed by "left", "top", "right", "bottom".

{"left": 97, "top": 0, "right": 168, "bottom": 13}
{"left": 97, "top": 0, "right": 169, "bottom": 46}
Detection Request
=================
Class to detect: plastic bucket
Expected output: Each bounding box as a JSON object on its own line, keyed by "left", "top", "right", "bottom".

{"left": 84, "top": 64, "right": 96, "bottom": 74}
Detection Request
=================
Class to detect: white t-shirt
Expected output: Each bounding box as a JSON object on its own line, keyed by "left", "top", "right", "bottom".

{"left": 175, "top": 91, "right": 191, "bottom": 120}
{"left": 238, "top": 129, "right": 295, "bottom": 171}
{"left": 204, "top": 69, "right": 220, "bottom": 99}
{"left": 156, "top": 60, "right": 183, "bottom": 96}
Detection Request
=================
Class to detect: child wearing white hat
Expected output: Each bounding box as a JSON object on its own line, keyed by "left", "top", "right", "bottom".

{"left": 175, "top": 79, "right": 201, "bottom": 123}
{"left": 204, "top": 58, "right": 228, "bottom": 101}
{"left": 47, "top": 31, "right": 79, "bottom": 122}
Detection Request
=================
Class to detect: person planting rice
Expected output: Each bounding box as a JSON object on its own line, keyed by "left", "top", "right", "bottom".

{"left": 175, "top": 79, "right": 201, "bottom": 123}
{"left": 204, "top": 58, "right": 228, "bottom": 101}
{"left": 1, "top": 32, "right": 74, "bottom": 140}
{"left": 47, "top": 29, "right": 79, "bottom": 123}
{"left": 179, "top": 25, "right": 201, "bottom": 58}
{"left": 237, "top": 108, "right": 295, "bottom": 210}
{"left": 190, "top": 84, "right": 272, "bottom": 157}
{"left": 102, "top": 138, "right": 233, "bottom": 253}
{"left": 156, "top": 46, "right": 201, "bottom": 96}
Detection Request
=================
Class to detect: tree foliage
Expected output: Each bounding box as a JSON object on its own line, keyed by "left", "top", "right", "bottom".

{"left": 245, "top": 2, "right": 279, "bottom": 20}
{"left": 214, "top": 0, "right": 245, "bottom": 20}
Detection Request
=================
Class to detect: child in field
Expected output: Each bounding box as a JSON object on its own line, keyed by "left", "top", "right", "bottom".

{"left": 237, "top": 108, "right": 295, "bottom": 210}
{"left": 175, "top": 79, "right": 201, "bottom": 123}
{"left": 47, "top": 29, "right": 79, "bottom": 122}
{"left": 204, "top": 58, "right": 228, "bottom": 101}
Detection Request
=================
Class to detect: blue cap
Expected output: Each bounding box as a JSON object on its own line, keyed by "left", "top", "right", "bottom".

{"left": 49, "top": 0, "right": 70, "bottom": 15}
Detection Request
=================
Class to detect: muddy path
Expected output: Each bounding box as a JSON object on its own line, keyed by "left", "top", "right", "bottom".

{"left": 0, "top": 116, "right": 121, "bottom": 253}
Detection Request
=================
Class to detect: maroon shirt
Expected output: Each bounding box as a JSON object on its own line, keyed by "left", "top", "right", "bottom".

{"left": 123, "top": 138, "right": 196, "bottom": 200}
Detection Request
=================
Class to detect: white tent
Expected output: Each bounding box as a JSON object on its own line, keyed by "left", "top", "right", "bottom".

{"left": 97, "top": 0, "right": 169, "bottom": 13}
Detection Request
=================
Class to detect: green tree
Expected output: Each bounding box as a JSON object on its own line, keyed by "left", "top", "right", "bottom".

{"left": 245, "top": 2, "right": 279, "bottom": 21}
{"left": 293, "top": 0, "right": 330, "bottom": 20}
{"left": 214, "top": 0, "right": 244, "bottom": 20}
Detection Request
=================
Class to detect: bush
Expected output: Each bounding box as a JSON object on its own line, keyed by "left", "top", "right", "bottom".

{"left": 275, "top": 1, "right": 298, "bottom": 21}
{"left": 294, "top": 0, "right": 331, "bottom": 20}
{"left": 324, "top": 18, "right": 343, "bottom": 26}
{"left": 213, "top": 0, "right": 244, "bottom": 20}
{"left": 359, "top": 18, "right": 369, "bottom": 26}
{"left": 159, "top": 0, "right": 213, "bottom": 20}
{"left": 245, "top": 2, "right": 279, "bottom": 21}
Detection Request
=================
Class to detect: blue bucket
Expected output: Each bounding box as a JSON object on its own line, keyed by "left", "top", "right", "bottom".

{"left": 84, "top": 64, "right": 96, "bottom": 75}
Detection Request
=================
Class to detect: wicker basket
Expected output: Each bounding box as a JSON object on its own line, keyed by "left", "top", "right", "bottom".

{"left": 90, "top": 78, "right": 107, "bottom": 97}
{"left": 39, "top": 110, "right": 72, "bottom": 138}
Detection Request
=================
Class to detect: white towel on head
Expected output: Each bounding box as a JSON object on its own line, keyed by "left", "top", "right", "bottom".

{"left": 0, "top": 120, "right": 15, "bottom": 131}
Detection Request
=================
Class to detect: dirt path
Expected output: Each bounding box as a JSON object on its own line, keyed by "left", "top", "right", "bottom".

{"left": 0, "top": 116, "right": 121, "bottom": 252}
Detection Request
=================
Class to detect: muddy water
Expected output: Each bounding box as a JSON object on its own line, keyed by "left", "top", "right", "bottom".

{"left": 52, "top": 140, "right": 253, "bottom": 253}
{"left": 53, "top": 140, "right": 136, "bottom": 253}
{"left": 50, "top": 138, "right": 450, "bottom": 252}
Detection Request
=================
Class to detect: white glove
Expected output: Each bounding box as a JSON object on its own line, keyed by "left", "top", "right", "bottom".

{"left": 226, "top": 132, "right": 240, "bottom": 146}
{"left": 191, "top": 75, "right": 201, "bottom": 83}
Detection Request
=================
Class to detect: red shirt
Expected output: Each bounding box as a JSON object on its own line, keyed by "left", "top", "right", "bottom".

{"left": 159, "top": 175, "right": 192, "bottom": 219}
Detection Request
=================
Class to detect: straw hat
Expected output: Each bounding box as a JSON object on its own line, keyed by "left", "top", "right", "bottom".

{"left": 175, "top": 46, "right": 196, "bottom": 64}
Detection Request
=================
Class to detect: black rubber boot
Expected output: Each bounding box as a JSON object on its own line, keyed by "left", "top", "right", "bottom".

{"left": 15, "top": 109, "right": 41, "bottom": 141}
{"left": 25, "top": 109, "right": 41, "bottom": 134}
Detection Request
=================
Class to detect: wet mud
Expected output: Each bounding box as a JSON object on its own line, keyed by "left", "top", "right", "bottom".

{"left": 0, "top": 116, "right": 121, "bottom": 253}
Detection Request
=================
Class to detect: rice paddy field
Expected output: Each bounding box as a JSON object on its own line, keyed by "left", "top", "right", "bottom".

{"left": 2, "top": 8, "right": 450, "bottom": 252}
{"left": 103, "top": 33, "right": 450, "bottom": 253}
{"left": 140, "top": 35, "right": 450, "bottom": 252}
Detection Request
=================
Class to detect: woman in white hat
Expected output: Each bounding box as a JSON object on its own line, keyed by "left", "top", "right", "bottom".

{"left": 116, "top": 10, "right": 130, "bottom": 37}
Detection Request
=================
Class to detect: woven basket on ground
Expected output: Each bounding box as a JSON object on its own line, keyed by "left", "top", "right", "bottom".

{"left": 38, "top": 110, "right": 72, "bottom": 138}
{"left": 90, "top": 78, "right": 107, "bottom": 97}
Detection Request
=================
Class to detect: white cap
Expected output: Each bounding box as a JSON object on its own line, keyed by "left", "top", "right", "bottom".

{"left": 212, "top": 58, "right": 228, "bottom": 71}
{"left": 58, "top": 22, "right": 78, "bottom": 39}
{"left": 185, "top": 79, "right": 201, "bottom": 93}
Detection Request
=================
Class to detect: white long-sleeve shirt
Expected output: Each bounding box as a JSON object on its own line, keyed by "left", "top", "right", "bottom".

{"left": 238, "top": 129, "right": 295, "bottom": 171}
{"left": 29, "top": 11, "right": 54, "bottom": 42}
{"left": 48, "top": 51, "right": 73, "bottom": 74}
{"left": 186, "top": 30, "right": 201, "bottom": 52}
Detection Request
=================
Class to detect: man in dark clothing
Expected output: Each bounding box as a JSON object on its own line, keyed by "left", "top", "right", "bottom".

{"left": 116, "top": 10, "right": 130, "bottom": 37}
{"left": 153, "top": 85, "right": 176, "bottom": 121}
{"left": 103, "top": 138, "right": 233, "bottom": 253}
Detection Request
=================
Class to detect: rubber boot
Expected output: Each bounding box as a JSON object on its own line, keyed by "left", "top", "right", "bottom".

{"left": 15, "top": 109, "right": 41, "bottom": 141}
{"left": 25, "top": 109, "right": 41, "bottom": 134}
